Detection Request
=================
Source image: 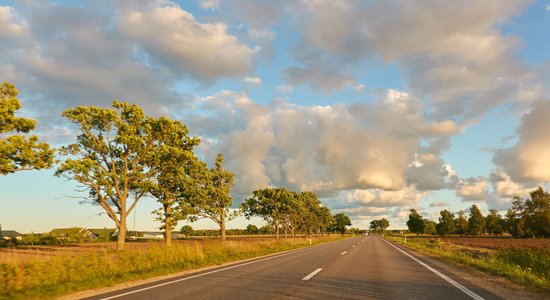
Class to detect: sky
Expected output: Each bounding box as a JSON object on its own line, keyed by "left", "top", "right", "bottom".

{"left": 1, "top": 0, "right": 550, "bottom": 233}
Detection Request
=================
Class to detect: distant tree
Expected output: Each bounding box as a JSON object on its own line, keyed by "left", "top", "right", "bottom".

{"left": 436, "top": 210, "right": 456, "bottom": 236}
{"left": 56, "top": 101, "right": 156, "bottom": 250}
{"left": 423, "top": 220, "right": 437, "bottom": 235}
{"left": 245, "top": 224, "right": 259, "bottom": 235}
{"left": 241, "top": 187, "right": 293, "bottom": 239}
{"left": 467, "top": 205, "right": 486, "bottom": 235}
{"left": 180, "top": 225, "right": 194, "bottom": 238}
{"left": 455, "top": 210, "right": 469, "bottom": 235}
{"left": 407, "top": 209, "right": 425, "bottom": 235}
{"left": 1, "top": 82, "right": 54, "bottom": 174}
{"left": 370, "top": 218, "right": 390, "bottom": 234}
{"left": 485, "top": 209, "right": 504, "bottom": 235}
{"left": 331, "top": 213, "right": 351, "bottom": 235}
{"left": 520, "top": 187, "right": 550, "bottom": 238}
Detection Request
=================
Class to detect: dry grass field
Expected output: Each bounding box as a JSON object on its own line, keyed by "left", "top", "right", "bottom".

{"left": 436, "top": 236, "right": 550, "bottom": 250}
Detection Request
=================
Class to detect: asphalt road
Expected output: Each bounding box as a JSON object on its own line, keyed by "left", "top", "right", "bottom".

{"left": 84, "top": 236, "right": 502, "bottom": 300}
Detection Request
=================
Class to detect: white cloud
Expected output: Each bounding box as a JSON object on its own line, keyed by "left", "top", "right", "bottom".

{"left": 117, "top": 3, "right": 257, "bottom": 81}
{"left": 199, "top": 0, "right": 220, "bottom": 10}
{"left": 344, "top": 186, "right": 427, "bottom": 208}
{"left": 494, "top": 100, "right": 550, "bottom": 182}
{"left": 0, "top": 6, "right": 27, "bottom": 39}
{"left": 456, "top": 177, "right": 490, "bottom": 201}
{"left": 243, "top": 76, "right": 262, "bottom": 86}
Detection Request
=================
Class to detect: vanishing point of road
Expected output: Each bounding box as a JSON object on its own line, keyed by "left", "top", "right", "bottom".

{"left": 84, "top": 236, "right": 503, "bottom": 300}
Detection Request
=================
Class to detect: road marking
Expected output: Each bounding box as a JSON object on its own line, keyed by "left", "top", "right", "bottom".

{"left": 302, "top": 268, "right": 323, "bottom": 281}
{"left": 381, "top": 238, "right": 485, "bottom": 300}
{"left": 341, "top": 251, "right": 347, "bottom": 255}
{"left": 352, "top": 245, "right": 356, "bottom": 248}
{"left": 97, "top": 243, "right": 329, "bottom": 300}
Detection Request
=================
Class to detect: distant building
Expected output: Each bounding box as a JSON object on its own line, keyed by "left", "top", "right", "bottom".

{"left": 1, "top": 230, "right": 22, "bottom": 240}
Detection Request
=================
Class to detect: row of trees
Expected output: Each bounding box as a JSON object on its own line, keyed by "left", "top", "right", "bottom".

{"left": 1, "top": 83, "right": 352, "bottom": 250}
{"left": 407, "top": 187, "right": 550, "bottom": 237}
{"left": 241, "top": 187, "right": 351, "bottom": 238}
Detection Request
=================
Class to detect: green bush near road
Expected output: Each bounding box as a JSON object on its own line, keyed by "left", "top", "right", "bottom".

{"left": 385, "top": 235, "right": 550, "bottom": 292}
{"left": 0, "top": 236, "right": 345, "bottom": 300}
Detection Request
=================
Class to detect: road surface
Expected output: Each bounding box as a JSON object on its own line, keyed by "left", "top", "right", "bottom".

{"left": 84, "top": 236, "right": 502, "bottom": 300}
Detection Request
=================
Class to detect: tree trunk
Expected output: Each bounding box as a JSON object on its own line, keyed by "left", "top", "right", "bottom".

{"left": 165, "top": 204, "right": 172, "bottom": 247}
{"left": 275, "top": 220, "right": 279, "bottom": 239}
{"left": 220, "top": 208, "right": 226, "bottom": 241}
{"left": 117, "top": 220, "right": 126, "bottom": 251}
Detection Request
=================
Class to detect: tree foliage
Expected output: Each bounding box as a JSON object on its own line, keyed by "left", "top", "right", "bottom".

{"left": 188, "top": 153, "right": 235, "bottom": 241}
{"left": 147, "top": 116, "right": 202, "bottom": 246}
{"left": 330, "top": 213, "right": 351, "bottom": 235}
{"left": 406, "top": 209, "right": 425, "bottom": 235}
{"left": 369, "top": 218, "right": 389, "bottom": 234}
{"left": 467, "top": 205, "right": 486, "bottom": 235}
{"left": 56, "top": 101, "right": 156, "bottom": 250}
{"left": 0, "top": 82, "right": 54, "bottom": 174}
{"left": 436, "top": 210, "right": 455, "bottom": 236}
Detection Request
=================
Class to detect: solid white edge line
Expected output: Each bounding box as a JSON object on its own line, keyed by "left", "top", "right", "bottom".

{"left": 381, "top": 238, "right": 485, "bottom": 300}
{"left": 98, "top": 242, "right": 331, "bottom": 300}
{"left": 302, "top": 268, "right": 323, "bottom": 281}
{"left": 340, "top": 251, "right": 347, "bottom": 255}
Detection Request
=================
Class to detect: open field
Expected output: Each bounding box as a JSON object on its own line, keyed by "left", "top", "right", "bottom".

{"left": 386, "top": 235, "right": 550, "bottom": 293}
{"left": 0, "top": 236, "right": 288, "bottom": 264}
{"left": 0, "top": 235, "right": 346, "bottom": 300}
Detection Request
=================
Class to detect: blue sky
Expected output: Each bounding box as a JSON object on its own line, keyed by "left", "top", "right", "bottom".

{"left": 1, "top": 0, "right": 549, "bottom": 233}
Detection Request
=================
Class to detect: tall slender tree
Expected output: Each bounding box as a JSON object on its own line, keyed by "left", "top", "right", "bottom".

{"left": 436, "top": 210, "right": 455, "bottom": 236}
{"left": 1, "top": 83, "right": 54, "bottom": 174}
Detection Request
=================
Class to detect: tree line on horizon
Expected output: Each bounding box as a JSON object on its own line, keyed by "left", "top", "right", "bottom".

{"left": 1, "top": 83, "right": 352, "bottom": 250}
{"left": 406, "top": 187, "right": 550, "bottom": 238}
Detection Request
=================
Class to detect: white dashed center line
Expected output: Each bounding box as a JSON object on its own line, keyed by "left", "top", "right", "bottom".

{"left": 302, "top": 268, "right": 323, "bottom": 281}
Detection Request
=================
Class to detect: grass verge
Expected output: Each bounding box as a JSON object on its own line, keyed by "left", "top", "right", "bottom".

{"left": 385, "top": 235, "right": 550, "bottom": 292}
{"left": 0, "top": 236, "right": 345, "bottom": 300}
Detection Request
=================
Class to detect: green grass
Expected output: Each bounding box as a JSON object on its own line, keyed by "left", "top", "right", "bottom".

{"left": 385, "top": 235, "right": 550, "bottom": 292}
{"left": 0, "top": 236, "right": 345, "bottom": 300}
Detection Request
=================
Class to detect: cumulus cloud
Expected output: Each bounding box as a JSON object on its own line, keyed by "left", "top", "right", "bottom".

{"left": 494, "top": 100, "right": 550, "bottom": 182}
{"left": 344, "top": 186, "right": 427, "bottom": 208}
{"left": 199, "top": 0, "right": 220, "bottom": 10}
{"left": 187, "top": 89, "right": 458, "bottom": 201}
{"left": 117, "top": 2, "right": 256, "bottom": 81}
{"left": 456, "top": 177, "right": 490, "bottom": 201}
{"left": 280, "top": 0, "right": 543, "bottom": 118}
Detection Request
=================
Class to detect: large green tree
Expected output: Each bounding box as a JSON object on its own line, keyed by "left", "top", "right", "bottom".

{"left": 467, "top": 205, "right": 486, "bottom": 235}
{"left": 436, "top": 210, "right": 456, "bottom": 236}
{"left": 0, "top": 83, "right": 54, "bottom": 174}
{"left": 147, "top": 116, "right": 202, "bottom": 247}
{"left": 56, "top": 101, "right": 156, "bottom": 250}
{"left": 188, "top": 153, "right": 235, "bottom": 241}
{"left": 406, "top": 209, "right": 425, "bottom": 235}
{"left": 369, "top": 218, "right": 390, "bottom": 234}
